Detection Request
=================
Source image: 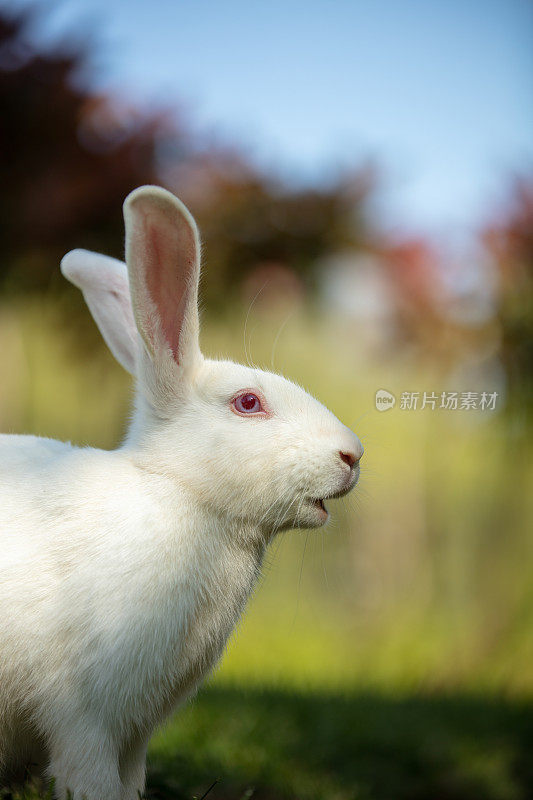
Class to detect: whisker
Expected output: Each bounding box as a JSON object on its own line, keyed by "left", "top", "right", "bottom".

{"left": 256, "top": 481, "right": 294, "bottom": 531}
{"left": 243, "top": 280, "right": 269, "bottom": 368}
{"left": 270, "top": 306, "right": 295, "bottom": 372}
{"left": 291, "top": 530, "right": 310, "bottom": 630}
{"left": 320, "top": 527, "right": 329, "bottom": 590}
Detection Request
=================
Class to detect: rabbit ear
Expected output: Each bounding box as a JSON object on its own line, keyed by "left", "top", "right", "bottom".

{"left": 61, "top": 249, "right": 137, "bottom": 375}
{"left": 123, "top": 186, "right": 201, "bottom": 395}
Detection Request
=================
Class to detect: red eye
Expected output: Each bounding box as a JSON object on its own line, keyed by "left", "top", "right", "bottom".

{"left": 233, "top": 392, "right": 264, "bottom": 415}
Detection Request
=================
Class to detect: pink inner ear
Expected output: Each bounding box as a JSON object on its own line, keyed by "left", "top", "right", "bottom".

{"left": 143, "top": 212, "right": 196, "bottom": 363}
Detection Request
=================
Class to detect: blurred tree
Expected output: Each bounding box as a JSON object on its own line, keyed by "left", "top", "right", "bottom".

{"left": 482, "top": 176, "right": 533, "bottom": 422}
{"left": 379, "top": 238, "right": 449, "bottom": 354}
{"left": 170, "top": 153, "right": 377, "bottom": 309}
{"left": 0, "top": 7, "right": 377, "bottom": 312}
{"left": 0, "top": 8, "right": 163, "bottom": 293}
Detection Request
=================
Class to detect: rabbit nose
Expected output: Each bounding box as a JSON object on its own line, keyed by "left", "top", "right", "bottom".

{"left": 339, "top": 449, "right": 362, "bottom": 469}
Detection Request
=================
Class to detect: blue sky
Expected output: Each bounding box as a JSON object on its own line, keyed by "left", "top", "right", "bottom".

{"left": 6, "top": 0, "right": 533, "bottom": 237}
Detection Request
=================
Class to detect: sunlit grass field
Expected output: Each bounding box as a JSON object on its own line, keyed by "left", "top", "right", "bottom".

{"left": 1, "top": 297, "right": 532, "bottom": 799}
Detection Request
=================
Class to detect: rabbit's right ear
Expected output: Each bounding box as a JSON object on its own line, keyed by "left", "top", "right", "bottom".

{"left": 123, "top": 186, "right": 202, "bottom": 406}
{"left": 61, "top": 249, "right": 137, "bottom": 375}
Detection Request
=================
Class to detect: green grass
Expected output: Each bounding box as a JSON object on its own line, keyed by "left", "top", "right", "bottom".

{"left": 1, "top": 298, "right": 533, "bottom": 798}
{"left": 147, "top": 686, "right": 533, "bottom": 800}
{"left": 5, "top": 687, "right": 533, "bottom": 800}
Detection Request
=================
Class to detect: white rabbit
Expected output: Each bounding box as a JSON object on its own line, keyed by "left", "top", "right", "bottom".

{"left": 0, "top": 186, "right": 363, "bottom": 799}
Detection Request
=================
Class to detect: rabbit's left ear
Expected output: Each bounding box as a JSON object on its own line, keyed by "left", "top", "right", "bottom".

{"left": 123, "top": 186, "right": 201, "bottom": 379}
{"left": 61, "top": 249, "right": 137, "bottom": 375}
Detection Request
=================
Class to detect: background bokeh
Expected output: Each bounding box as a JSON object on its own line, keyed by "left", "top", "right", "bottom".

{"left": 1, "top": 2, "right": 532, "bottom": 799}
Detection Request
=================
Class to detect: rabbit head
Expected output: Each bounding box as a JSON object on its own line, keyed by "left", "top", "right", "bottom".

{"left": 61, "top": 186, "right": 363, "bottom": 534}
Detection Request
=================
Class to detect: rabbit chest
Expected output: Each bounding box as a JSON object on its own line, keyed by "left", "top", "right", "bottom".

{"left": 165, "top": 532, "right": 264, "bottom": 705}
{"left": 100, "top": 511, "right": 266, "bottom": 729}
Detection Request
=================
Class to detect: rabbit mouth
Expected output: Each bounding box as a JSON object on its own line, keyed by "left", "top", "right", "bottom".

{"left": 312, "top": 497, "right": 328, "bottom": 514}
{"left": 298, "top": 468, "right": 360, "bottom": 527}
{"left": 303, "top": 497, "right": 329, "bottom": 523}
{"left": 311, "top": 480, "right": 357, "bottom": 507}
{"left": 307, "top": 492, "right": 342, "bottom": 516}
{"left": 307, "top": 472, "right": 359, "bottom": 515}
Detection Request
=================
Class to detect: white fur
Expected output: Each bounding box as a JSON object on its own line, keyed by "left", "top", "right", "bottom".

{"left": 0, "top": 186, "right": 363, "bottom": 799}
